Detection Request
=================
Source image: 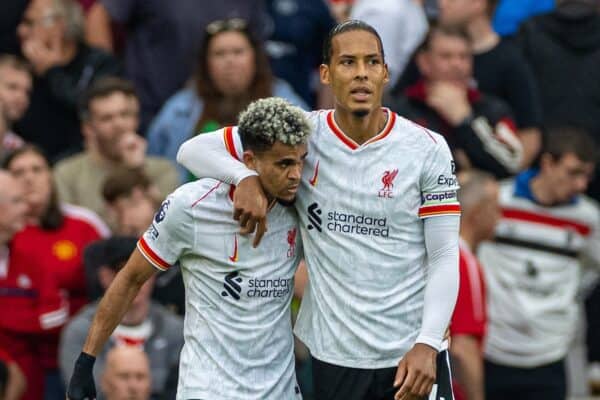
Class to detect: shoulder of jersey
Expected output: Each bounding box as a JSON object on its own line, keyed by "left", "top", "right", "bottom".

{"left": 172, "top": 178, "right": 231, "bottom": 208}
{"left": 577, "top": 194, "right": 600, "bottom": 222}
{"left": 393, "top": 114, "right": 445, "bottom": 147}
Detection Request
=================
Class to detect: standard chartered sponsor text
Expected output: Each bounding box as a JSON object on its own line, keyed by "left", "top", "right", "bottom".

{"left": 327, "top": 211, "right": 389, "bottom": 237}
{"left": 246, "top": 277, "right": 292, "bottom": 298}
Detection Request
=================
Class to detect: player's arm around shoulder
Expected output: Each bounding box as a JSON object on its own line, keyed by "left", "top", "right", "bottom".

{"left": 66, "top": 249, "right": 158, "bottom": 399}
{"left": 67, "top": 189, "right": 192, "bottom": 400}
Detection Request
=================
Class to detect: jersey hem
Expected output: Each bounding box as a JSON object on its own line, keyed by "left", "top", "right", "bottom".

{"left": 308, "top": 350, "right": 402, "bottom": 369}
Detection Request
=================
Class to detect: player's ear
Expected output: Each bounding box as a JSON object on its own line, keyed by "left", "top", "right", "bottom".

{"left": 242, "top": 150, "right": 258, "bottom": 170}
{"left": 383, "top": 62, "right": 390, "bottom": 84}
{"left": 81, "top": 121, "right": 93, "bottom": 141}
{"left": 320, "top": 64, "right": 331, "bottom": 85}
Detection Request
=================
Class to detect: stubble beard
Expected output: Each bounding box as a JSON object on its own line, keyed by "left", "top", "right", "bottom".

{"left": 277, "top": 197, "right": 296, "bottom": 207}
{"left": 352, "top": 109, "right": 369, "bottom": 118}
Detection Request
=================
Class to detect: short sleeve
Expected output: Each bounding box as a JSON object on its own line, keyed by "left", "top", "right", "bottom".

{"left": 138, "top": 190, "right": 194, "bottom": 271}
{"left": 419, "top": 138, "right": 461, "bottom": 218}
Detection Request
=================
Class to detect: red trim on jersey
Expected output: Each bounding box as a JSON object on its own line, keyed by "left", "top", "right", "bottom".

{"left": 502, "top": 208, "right": 591, "bottom": 236}
{"left": 191, "top": 182, "right": 222, "bottom": 207}
{"left": 223, "top": 126, "right": 240, "bottom": 160}
{"left": 137, "top": 238, "right": 170, "bottom": 271}
{"left": 327, "top": 111, "right": 358, "bottom": 150}
{"left": 418, "top": 204, "right": 461, "bottom": 218}
{"left": 421, "top": 127, "right": 437, "bottom": 143}
{"left": 326, "top": 108, "right": 396, "bottom": 150}
{"left": 309, "top": 160, "right": 319, "bottom": 187}
{"left": 365, "top": 110, "right": 396, "bottom": 145}
{"left": 228, "top": 185, "right": 236, "bottom": 201}
{"left": 498, "top": 117, "right": 518, "bottom": 136}
{"left": 229, "top": 234, "right": 239, "bottom": 262}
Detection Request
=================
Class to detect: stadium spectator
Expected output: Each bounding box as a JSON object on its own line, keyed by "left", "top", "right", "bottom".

{"left": 53, "top": 77, "right": 178, "bottom": 225}
{"left": 4, "top": 145, "right": 109, "bottom": 314}
{"left": 0, "top": 348, "right": 26, "bottom": 400}
{"left": 61, "top": 237, "right": 183, "bottom": 400}
{"left": 147, "top": 18, "right": 307, "bottom": 182}
{"left": 100, "top": 346, "right": 151, "bottom": 400}
{"left": 516, "top": 6, "right": 600, "bottom": 380}
{"left": 350, "top": 0, "right": 428, "bottom": 89}
{"left": 478, "top": 126, "right": 600, "bottom": 400}
{"left": 85, "top": 0, "right": 265, "bottom": 132}
{"left": 516, "top": 0, "right": 600, "bottom": 201}
{"left": 101, "top": 167, "right": 159, "bottom": 237}
{"left": 492, "top": 0, "right": 555, "bottom": 37}
{"left": 328, "top": 0, "right": 353, "bottom": 22}
{"left": 101, "top": 169, "right": 185, "bottom": 316}
{"left": 264, "top": 0, "right": 336, "bottom": 107}
{"left": 394, "top": 0, "right": 543, "bottom": 170}
{"left": 387, "top": 24, "right": 522, "bottom": 178}
{"left": 0, "top": 55, "right": 31, "bottom": 159}
{"left": 3, "top": 145, "right": 109, "bottom": 400}
{"left": 450, "top": 170, "right": 499, "bottom": 400}
{"left": 14, "top": 0, "right": 121, "bottom": 161}
{"left": 66, "top": 98, "right": 309, "bottom": 400}
{"left": 0, "top": 170, "right": 68, "bottom": 400}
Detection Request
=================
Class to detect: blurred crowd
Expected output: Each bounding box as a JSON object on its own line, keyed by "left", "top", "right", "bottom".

{"left": 0, "top": 0, "right": 600, "bottom": 399}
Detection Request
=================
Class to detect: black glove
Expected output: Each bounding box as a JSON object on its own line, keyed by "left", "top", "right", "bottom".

{"left": 67, "top": 352, "right": 97, "bottom": 400}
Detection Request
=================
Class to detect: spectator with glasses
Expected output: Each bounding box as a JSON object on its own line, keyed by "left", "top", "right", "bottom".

{"left": 85, "top": 0, "right": 265, "bottom": 133}
{"left": 15, "top": 0, "right": 121, "bottom": 162}
{"left": 146, "top": 18, "right": 307, "bottom": 182}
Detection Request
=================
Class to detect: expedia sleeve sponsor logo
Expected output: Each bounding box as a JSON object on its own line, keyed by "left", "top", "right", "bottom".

{"left": 421, "top": 191, "right": 458, "bottom": 206}
{"left": 306, "top": 202, "right": 389, "bottom": 237}
{"left": 437, "top": 175, "right": 458, "bottom": 187}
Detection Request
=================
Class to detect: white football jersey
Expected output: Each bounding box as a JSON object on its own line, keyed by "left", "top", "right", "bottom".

{"left": 478, "top": 171, "right": 600, "bottom": 367}
{"left": 291, "top": 109, "right": 460, "bottom": 368}
{"left": 138, "top": 171, "right": 303, "bottom": 398}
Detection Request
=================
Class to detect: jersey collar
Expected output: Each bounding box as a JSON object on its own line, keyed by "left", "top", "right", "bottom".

{"left": 514, "top": 168, "right": 578, "bottom": 205}
{"left": 326, "top": 108, "right": 396, "bottom": 150}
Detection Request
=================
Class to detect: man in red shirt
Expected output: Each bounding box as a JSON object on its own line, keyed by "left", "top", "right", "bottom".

{"left": 450, "top": 169, "right": 500, "bottom": 400}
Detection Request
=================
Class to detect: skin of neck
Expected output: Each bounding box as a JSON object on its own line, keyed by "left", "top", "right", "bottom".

{"left": 530, "top": 174, "right": 558, "bottom": 206}
{"left": 459, "top": 220, "right": 481, "bottom": 251}
{"left": 120, "top": 300, "right": 150, "bottom": 326}
{"left": 334, "top": 106, "right": 388, "bottom": 145}
{"left": 0, "top": 232, "right": 11, "bottom": 245}
{"left": 23, "top": 197, "right": 49, "bottom": 226}
{"left": 467, "top": 16, "right": 499, "bottom": 54}
{"left": 60, "top": 38, "right": 78, "bottom": 65}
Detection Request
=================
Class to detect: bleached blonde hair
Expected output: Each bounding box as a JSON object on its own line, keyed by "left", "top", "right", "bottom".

{"left": 238, "top": 97, "right": 311, "bottom": 152}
